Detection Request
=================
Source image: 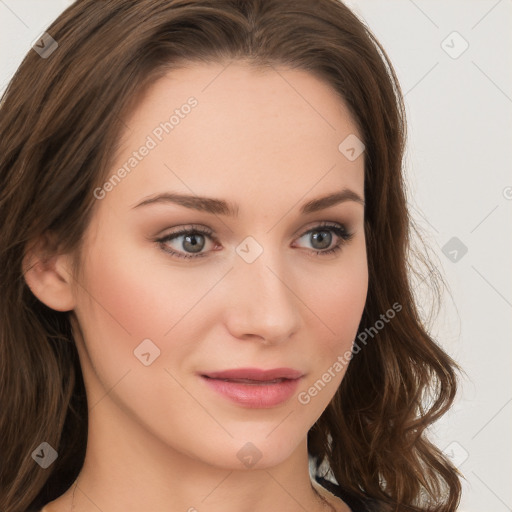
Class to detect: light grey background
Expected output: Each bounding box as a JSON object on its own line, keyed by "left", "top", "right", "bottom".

{"left": 1, "top": 1, "right": 511, "bottom": 510}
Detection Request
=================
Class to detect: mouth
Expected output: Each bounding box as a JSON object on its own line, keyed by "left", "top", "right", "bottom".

{"left": 203, "top": 377, "right": 289, "bottom": 384}
{"left": 202, "top": 367, "right": 303, "bottom": 381}
{"left": 199, "top": 367, "right": 304, "bottom": 408}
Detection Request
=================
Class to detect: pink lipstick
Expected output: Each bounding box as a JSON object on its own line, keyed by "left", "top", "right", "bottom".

{"left": 200, "top": 367, "right": 303, "bottom": 408}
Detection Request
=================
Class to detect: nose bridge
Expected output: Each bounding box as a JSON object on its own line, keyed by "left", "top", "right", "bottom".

{"left": 226, "top": 234, "right": 301, "bottom": 342}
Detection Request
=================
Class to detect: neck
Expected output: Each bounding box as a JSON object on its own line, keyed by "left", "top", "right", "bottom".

{"left": 46, "top": 394, "right": 333, "bottom": 512}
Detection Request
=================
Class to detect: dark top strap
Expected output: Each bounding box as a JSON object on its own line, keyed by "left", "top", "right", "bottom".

{"left": 315, "top": 475, "right": 383, "bottom": 512}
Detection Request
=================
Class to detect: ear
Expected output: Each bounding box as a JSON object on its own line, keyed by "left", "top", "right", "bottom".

{"left": 22, "top": 233, "right": 76, "bottom": 312}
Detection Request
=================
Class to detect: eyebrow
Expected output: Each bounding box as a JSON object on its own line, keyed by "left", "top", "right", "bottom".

{"left": 131, "top": 188, "right": 365, "bottom": 217}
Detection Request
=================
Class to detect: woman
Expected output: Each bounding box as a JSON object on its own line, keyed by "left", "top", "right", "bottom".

{"left": 0, "top": 0, "right": 463, "bottom": 511}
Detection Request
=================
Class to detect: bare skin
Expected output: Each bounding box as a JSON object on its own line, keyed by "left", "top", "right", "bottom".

{"left": 26, "top": 61, "right": 366, "bottom": 512}
{"left": 41, "top": 478, "right": 349, "bottom": 512}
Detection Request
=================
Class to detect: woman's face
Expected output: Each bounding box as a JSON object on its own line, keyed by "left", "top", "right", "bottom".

{"left": 69, "top": 61, "right": 367, "bottom": 469}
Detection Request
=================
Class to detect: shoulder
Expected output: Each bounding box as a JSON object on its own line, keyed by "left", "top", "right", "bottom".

{"left": 314, "top": 475, "right": 384, "bottom": 512}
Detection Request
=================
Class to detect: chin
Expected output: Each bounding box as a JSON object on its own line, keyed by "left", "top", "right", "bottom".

{"left": 166, "top": 426, "right": 306, "bottom": 472}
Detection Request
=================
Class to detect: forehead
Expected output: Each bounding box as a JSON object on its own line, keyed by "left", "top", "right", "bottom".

{"left": 101, "top": 61, "right": 364, "bottom": 213}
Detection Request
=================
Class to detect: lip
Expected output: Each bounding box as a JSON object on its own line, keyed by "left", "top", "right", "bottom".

{"left": 200, "top": 367, "right": 304, "bottom": 408}
{"left": 203, "top": 367, "right": 303, "bottom": 381}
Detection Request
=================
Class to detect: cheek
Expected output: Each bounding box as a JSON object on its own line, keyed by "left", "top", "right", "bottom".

{"left": 72, "top": 228, "right": 232, "bottom": 396}
{"left": 297, "top": 247, "right": 368, "bottom": 410}
{"left": 71, "top": 234, "right": 209, "bottom": 429}
{"left": 293, "top": 256, "right": 367, "bottom": 415}
{"left": 306, "top": 244, "right": 368, "bottom": 346}
{"left": 71, "top": 236, "right": 178, "bottom": 383}
{"left": 75, "top": 234, "right": 207, "bottom": 343}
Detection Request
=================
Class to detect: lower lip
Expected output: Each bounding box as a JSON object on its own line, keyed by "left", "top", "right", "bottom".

{"left": 201, "top": 376, "right": 301, "bottom": 408}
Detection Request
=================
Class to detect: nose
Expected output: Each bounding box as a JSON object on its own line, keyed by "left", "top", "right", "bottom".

{"left": 223, "top": 246, "right": 302, "bottom": 346}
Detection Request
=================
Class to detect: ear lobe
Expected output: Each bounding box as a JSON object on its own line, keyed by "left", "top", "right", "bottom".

{"left": 22, "top": 235, "right": 76, "bottom": 312}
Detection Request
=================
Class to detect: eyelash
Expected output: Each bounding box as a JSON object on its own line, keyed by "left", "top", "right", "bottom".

{"left": 155, "top": 222, "right": 354, "bottom": 260}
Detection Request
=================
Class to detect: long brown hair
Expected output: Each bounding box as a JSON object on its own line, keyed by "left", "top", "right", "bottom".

{"left": 0, "top": 1, "right": 463, "bottom": 510}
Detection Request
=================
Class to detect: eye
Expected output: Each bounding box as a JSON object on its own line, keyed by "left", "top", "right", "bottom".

{"left": 293, "top": 222, "right": 354, "bottom": 257}
{"left": 155, "top": 222, "right": 354, "bottom": 260}
{"left": 156, "top": 225, "right": 218, "bottom": 259}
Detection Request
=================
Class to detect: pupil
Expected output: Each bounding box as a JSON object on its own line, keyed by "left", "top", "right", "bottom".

{"left": 312, "top": 231, "right": 331, "bottom": 249}
{"left": 184, "top": 234, "right": 204, "bottom": 253}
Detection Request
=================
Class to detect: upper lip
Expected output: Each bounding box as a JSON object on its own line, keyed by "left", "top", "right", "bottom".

{"left": 201, "top": 367, "right": 303, "bottom": 381}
